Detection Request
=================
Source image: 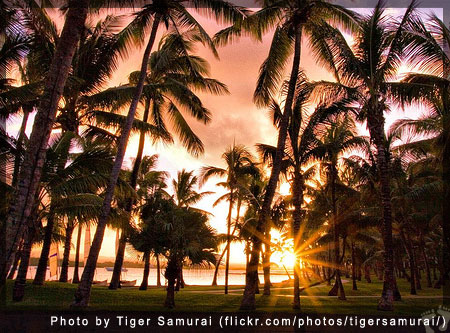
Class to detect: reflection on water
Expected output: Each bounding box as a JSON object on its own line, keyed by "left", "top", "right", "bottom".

{"left": 24, "top": 266, "right": 292, "bottom": 286}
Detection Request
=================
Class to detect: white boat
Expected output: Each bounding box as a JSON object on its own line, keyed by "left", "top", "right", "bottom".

{"left": 92, "top": 279, "right": 107, "bottom": 286}
{"left": 120, "top": 280, "right": 137, "bottom": 287}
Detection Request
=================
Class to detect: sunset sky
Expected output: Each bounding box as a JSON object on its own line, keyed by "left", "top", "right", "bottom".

{"left": 15, "top": 5, "right": 442, "bottom": 266}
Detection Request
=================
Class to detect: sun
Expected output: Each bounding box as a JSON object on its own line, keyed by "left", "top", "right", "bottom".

{"left": 270, "top": 229, "right": 296, "bottom": 269}
{"left": 279, "top": 251, "right": 296, "bottom": 268}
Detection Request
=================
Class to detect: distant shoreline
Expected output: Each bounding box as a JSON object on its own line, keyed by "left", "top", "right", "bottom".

{"left": 27, "top": 257, "right": 286, "bottom": 271}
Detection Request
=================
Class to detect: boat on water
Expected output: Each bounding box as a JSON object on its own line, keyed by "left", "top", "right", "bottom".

{"left": 120, "top": 280, "right": 137, "bottom": 287}
{"left": 92, "top": 280, "right": 108, "bottom": 286}
{"left": 105, "top": 267, "right": 128, "bottom": 272}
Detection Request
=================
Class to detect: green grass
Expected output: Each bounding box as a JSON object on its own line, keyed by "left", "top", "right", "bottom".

{"left": 2, "top": 278, "right": 445, "bottom": 316}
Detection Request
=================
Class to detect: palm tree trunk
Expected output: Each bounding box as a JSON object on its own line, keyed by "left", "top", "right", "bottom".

{"left": 212, "top": 222, "right": 239, "bottom": 286}
{"left": 12, "top": 217, "right": 37, "bottom": 302}
{"left": 72, "top": 225, "right": 82, "bottom": 284}
{"left": 72, "top": 14, "right": 161, "bottom": 307}
{"left": 262, "top": 191, "right": 271, "bottom": 295}
{"left": 164, "top": 255, "right": 178, "bottom": 309}
{"left": 11, "top": 105, "right": 31, "bottom": 188}
{"left": 7, "top": 241, "right": 22, "bottom": 280}
{"left": 212, "top": 247, "right": 226, "bottom": 286}
{"left": 442, "top": 83, "right": 450, "bottom": 291}
{"left": 175, "top": 264, "right": 181, "bottom": 291}
{"left": 322, "top": 264, "right": 327, "bottom": 281}
{"left": 1, "top": 1, "right": 89, "bottom": 282}
{"left": 328, "top": 164, "right": 346, "bottom": 300}
{"left": 364, "top": 264, "right": 372, "bottom": 283}
{"left": 421, "top": 243, "right": 432, "bottom": 288}
{"left": 174, "top": 265, "right": 185, "bottom": 290}
{"left": 368, "top": 111, "right": 399, "bottom": 310}
{"left": 59, "top": 224, "right": 74, "bottom": 283}
{"left": 262, "top": 222, "right": 272, "bottom": 296}
{"left": 352, "top": 242, "right": 357, "bottom": 291}
{"left": 246, "top": 241, "right": 250, "bottom": 267}
{"left": 140, "top": 250, "right": 150, "bottom": 291}
{"left": 33, "top": 211, "right": 55, "bottom": 285}
{"left": 255, "top": 270, "right": 260, "bottom": 294}
{"left": 224, "top": 188, "right": 234, "bottom": 294}
{"left": 109, "top": 99, "right": 152, "bottom": 290}
{"left": 433, "top": 260, "right": 437, "bottom": 281}
{"left": 292, "top": 171, "right": 303, "bottom": 309}
{"left": 414, "top": 247, "right": 422, "bottom": 291}
{"left": 401, "top": 230, "right": 416, "bottom": 295}
{"left": 156, "top": 254, "right": 161, "bottom": 287}
{"left": 240, "top": 24, "right": 303, "bottom": 311}
{"left": 180, "top": 266, "right": 185, "bottom": 288}
{"left": 409, "top": 247, "right": 417, "bottom": 295}
{"left": 109, "top": 232, "right": 126, "bottom": 290}
{"left": 327, "top": 245, "right": 332, "bottom": 285}
{"left": 435, "top": 260, "right": 444, "bottom": 289}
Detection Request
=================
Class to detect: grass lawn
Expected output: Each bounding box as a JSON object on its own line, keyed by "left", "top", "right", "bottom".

{"left": 2, "top": 278, "right": 445, "bottom": 316}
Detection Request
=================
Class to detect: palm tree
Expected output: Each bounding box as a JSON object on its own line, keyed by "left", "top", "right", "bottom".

{"left": 173, "top": 208, "right": 217, "bottom": 308}
{"left": 309, "top": 0, "right": 422, "bottom": 310}
{"left": 32, "top": 132, "right": 74, "bottom": 286}
{"left": 0, "top": 3, "right": 54, "bottom": 188}
{"left": 332, "top": 154, "right": 380, "bottom": 292}
{"left": 393, "top": 131, "right": 442, "bottom": 289}
{"left": 11, "top": 134, "right": 129, "bottom": 300}
{"left": 172, "top": 168, "right": 213, "bottom": 288}
{"left": 257, "top": 74, "right": 350, "bottom": 304}
{"left": 128, "top": 219, "right": 159, "bottom": 291}
{"left": 389, "top": 13, "right": 450, "bottom": 280}
{"left": 310, "top": 115, "right": 366, "bottom": 300}
{"left": 215, "top": 0, "right": 358, "bottom": 309}
{"left": 102, "top": 31, "right": 227, "bottom": 290}
{"left": 138, "top": 195, "right": 217, "bottom": 307}
{"left": 128, "top": 159, "right": 168, "bottom": 291}
{"left": 200, "top": 144, "right": 258, "bottom": 294}
{"left": 57, "top": 138, "right": 132, "bottom": 283}
{"left": 73, "top": 0, "right": 248, "bottom": 307}
{"left": 387, "top": 123, "right": 443, "bottom": 292}
{"left": 173, "top": 169, "right": 212, "bottom": 209}
{"left": 2, "top": 0, "right": 91, "bottom": 282}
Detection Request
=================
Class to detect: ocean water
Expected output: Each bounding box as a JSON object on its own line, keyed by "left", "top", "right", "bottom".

{"left": 24, "top": 266, "right": 292, "bottom": 286}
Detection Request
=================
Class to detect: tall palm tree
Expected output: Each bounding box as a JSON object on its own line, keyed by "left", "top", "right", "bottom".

{"left": 104, "top": 31, "right": 227, "bottom": 290}
{"left": 2, "top": 0, "right": 91, "bottom": 282}
{"left": 215, "top": 0, "right": 358, "bottom": 309}
{"left": 73, "top": 0, "right": 248, "bottom": 307}
{"left": 310, "top": 0, "right": 420, "bottom": 310}
{"left": 200, "top": 144, "right": 258, "bottom": 294}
